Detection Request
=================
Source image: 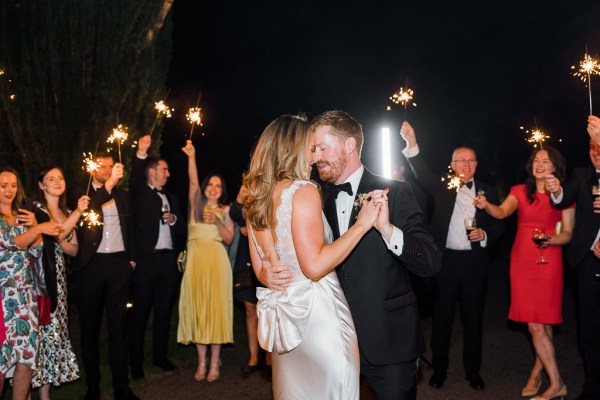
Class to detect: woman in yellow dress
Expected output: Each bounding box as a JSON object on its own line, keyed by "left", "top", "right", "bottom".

{"left": 178, "top": 140, "right": 234, "bottom": 383}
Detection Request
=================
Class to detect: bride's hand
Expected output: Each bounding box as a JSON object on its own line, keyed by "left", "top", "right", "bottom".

{"left": 355, "top": 193, "right": 383, "bottom": 230}
{"left": 260, "top": 251, "right": 293, "bottom": 291}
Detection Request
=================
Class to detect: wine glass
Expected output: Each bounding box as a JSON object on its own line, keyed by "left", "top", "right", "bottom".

{"left": 532, "top": 228, "right": 549, "bottom": 264}
{"left": 161, "top": 202, "right": 170, "bottom": 224}
{"left": 464, "top": 217, "right": 477, "bottom": 239}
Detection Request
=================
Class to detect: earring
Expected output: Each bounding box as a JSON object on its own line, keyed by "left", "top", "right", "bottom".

{"left": 43, "top": 186, "right": 47, "bottom": 190}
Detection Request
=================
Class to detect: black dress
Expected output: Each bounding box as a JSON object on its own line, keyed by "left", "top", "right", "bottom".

{"left": 229, "top": 201, "right": 259, "bottom": 304}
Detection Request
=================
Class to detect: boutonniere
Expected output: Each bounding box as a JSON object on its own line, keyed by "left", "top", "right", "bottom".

{"left": 353, "top": 193, "right": 370, "bottom": 211}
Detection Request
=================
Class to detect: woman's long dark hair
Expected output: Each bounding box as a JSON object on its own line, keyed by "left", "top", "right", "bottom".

{"left": 35, "top": 165, "right": 68, "bottom": 214}
{"left": 0, "top": 165, "right": 25, "bottom": 217}
{"left": 200, "top": 173, "right": 228, "bottom": 206}
{"left": 524, "top": 145, "right": 566, "bottom": 204}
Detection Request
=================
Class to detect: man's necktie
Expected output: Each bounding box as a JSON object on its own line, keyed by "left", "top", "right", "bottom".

{"left": 329, "top": 182, "right": 353, "bottom": 199}
{"left": 463, "top": 181, "right": 473, "bottom": 190}
{"left": 154, "top": 187, "right": 165, "bottom": 195}
{"left": 595, "top": 172, "right": 600, "bottom": 180}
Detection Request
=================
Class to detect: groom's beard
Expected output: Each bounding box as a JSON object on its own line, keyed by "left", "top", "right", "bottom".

{"left": 316, "top": 152, "right": 348, "bottom": 184}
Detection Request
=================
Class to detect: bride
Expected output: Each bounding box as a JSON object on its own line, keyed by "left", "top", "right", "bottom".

{"left": 244, "top": 114, "right": 386, "bottom": 399}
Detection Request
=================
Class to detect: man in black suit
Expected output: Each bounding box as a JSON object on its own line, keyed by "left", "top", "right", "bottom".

{"left": 401, "top": 122, "right": 504, "bottom": 391}
{"left": 72, "top": 152, "right": 138, "bottom": 400}
{"left": 128, "top": 135, "right": 185, "bottom": 379}
{"left": 309, "top": 110, "right": 442, "bottom": 400}
{"left": 545, "top": 115, "right": 600, "bottom": 400}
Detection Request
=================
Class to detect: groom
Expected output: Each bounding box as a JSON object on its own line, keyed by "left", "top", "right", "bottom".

{"left": 311, "top": 110, "right": 442, "bottom": 399}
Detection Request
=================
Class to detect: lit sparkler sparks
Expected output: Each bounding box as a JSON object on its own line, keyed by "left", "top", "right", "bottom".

{"left": 520, "top": 126, "right": 549, "bottom": 149}
{"left": 155, "top": 100, "right": 173, "bottom": 118}
{"left": 79, "top": 210, "right": 103, "bottom": 228}
{"left": 187, "top": 107, "right": 203, "bottom": 139}
{"left": 390, "top": 87, "right": 416, "bottom": 108}
{"left": 572, "top": 52, "right": 600, "bottom": 114}
{"left": 82, "top": 152, "right": 100, "bottom": 174}
{"left": 441, "top": 168, "right": 464, "bottom": 192}
{"left": 107, "top": 124, "right": 129, "bottom": 163}
{"left": 148, "top": 100, "right": 174, "bottom": 137}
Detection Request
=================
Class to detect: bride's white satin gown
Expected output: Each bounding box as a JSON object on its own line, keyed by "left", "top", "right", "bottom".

{"left": 251, "top": 180, "right": 359, "bottom": 400}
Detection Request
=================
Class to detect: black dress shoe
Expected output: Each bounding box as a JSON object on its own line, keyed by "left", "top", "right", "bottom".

{"left": 429, "top": 371, "right": 447, "bottom": 388}
{"left": 466, "top": 373, "right": 485, "bottom": 390}
{"left": 154, "top": 359, "right": 178, "bottom": 371}
{"left": 240, "top": 363, "right": 263, "bottom": 378}
{"left": 114, "top": 387, "right": 140, "bottom": 400}
{"left": 84, "top": 386, "right": 100, "bottom": 400}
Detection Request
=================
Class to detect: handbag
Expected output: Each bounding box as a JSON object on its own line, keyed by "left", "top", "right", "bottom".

{"left": 37, "top": 295, "right": 51, "bottom": 325}
{"left": 233, "top": 264, "right": 254, "bottom": 291}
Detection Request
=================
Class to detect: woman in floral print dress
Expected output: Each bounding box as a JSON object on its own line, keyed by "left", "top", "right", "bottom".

{"left": 0, "top": 166, "right": 61, "bottom": 400}
{"left": 31, "top": 166, "right": 89, "bottom": 399}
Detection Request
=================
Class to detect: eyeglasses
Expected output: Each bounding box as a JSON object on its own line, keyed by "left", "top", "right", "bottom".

{"left": 452, "top": 159, "right": 477, "bottom": 164}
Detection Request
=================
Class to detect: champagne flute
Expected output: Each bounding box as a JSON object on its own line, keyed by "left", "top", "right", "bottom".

{"left": 532, "top": 228, "right": 549, "bottom": 264}
{"left": 161, "top": 202, "right": 170, "bottom": 224}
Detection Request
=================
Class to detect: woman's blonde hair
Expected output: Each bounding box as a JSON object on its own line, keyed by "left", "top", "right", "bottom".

{"left": 245, "top": 114, "right": 312, "bottom": 230}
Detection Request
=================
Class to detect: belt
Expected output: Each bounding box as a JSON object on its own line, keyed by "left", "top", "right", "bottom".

{"left": 152, "top": 249, "right": 173, "bottom": 255}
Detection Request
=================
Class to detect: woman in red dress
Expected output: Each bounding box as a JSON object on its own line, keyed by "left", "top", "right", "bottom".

{"left": 475, "top": 146, "right": 574, "bottom": 400}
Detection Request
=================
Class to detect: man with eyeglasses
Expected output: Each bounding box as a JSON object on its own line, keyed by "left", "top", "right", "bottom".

{"left": 401, "top": 122, "right": 503, "bottom": 391}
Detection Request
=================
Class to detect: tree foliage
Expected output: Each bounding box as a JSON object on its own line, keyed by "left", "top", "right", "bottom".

{"left": 0, "top": 0, "right": 173, "bottom": 187}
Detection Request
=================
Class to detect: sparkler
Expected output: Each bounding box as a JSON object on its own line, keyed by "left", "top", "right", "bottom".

{"left": 107, "top": 124, "right": 129, "bottom": 163}
{"left": 82, "top": 149, "right": 100, "bottom": 196}
{"left": 79, "top": 210, "right": 103, "bottom": 228}
{"left": 148, "top": 100, "right": 174, "bottom": 137}
{"left": 572, "top": 50, "right": 600, "bottom": 114}
{"left": 520, "top": 125, "right": 549, "bottom": 149}
{"left": 389, "top": 86, "right": 417, "bottom": 120}
{"left": 186, "top": 107, "right": 203, "bottom": 139}
{"left": 441, "top": 168, "right": 464, "bottom": 192}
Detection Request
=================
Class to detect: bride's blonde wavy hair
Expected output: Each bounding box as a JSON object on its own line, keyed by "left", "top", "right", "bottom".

{"left": 245, "top": 114, "right": 312, "bottom": 230}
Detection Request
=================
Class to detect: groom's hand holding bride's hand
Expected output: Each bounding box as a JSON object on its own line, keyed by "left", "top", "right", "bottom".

{"left": 355, "top": 189, "right": 388, "bottom": 231}
{"left": 260, "top": 251, "right": 293, "bottom": 291}
{"left": 370, "top": 189, "right": 394, "bottom": 241}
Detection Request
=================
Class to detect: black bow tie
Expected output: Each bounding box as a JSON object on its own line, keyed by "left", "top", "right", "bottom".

{"left": 154, "top": 187, "right": 165, "bottom": 195}
{"left": 462, "top": 181, "right": 473, "bottom": 189}
{"left": 329, "top": 182, "right": 353, "bottom": 199}
{"left": 596, "top": 172, "right": 600, "bottom": 180}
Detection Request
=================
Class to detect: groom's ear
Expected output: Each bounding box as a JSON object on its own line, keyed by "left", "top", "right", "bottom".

{"left": 345, "top": 137, "right": 357, "bottom": 154}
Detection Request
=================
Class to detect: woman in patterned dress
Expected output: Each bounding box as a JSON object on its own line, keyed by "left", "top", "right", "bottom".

{"left": 31, "top": 166, "right": 89, "bottom": 399}
{"left": 0, "top": 166, "right": 61, "bottom": 400}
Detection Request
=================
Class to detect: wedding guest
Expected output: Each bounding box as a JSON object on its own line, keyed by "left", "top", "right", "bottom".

{"left": 401, "top": 122, "right": 504, "bottom": 391}
{"left": 178, "top": 141, "right": 234, "bottom": 383}
{"left": 32, "top": 166, "right": 90, "bottom": 399}
{"left": 128, "top": 135, "right": 185, "bottom": 379}
{"left": 70, "top": 153, "right": 138, "bottom": 400}
{"left": 476, "top": 146, "right": 573, "bottom": 399}
{"left": 0, "top": 166, "right": 61, "bottom": 400}
{"left": 545, "top": 115, "right": 600, "bottom": 400}
{"left": 229, "top": 181, "right": 262, "bottom": 377}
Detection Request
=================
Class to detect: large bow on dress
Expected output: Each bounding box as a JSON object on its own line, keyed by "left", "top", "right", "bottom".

{"left": 256, "top": 280, "right": 313, "bottom": 354}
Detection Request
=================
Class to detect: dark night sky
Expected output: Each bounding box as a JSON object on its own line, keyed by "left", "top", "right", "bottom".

{"left": 161, "top": 0, "right": 599, "bottom": 201}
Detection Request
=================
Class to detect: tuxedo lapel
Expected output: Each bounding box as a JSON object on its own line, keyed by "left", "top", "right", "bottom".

{"left": 323, "top": 189, "right": 341, "bottom": 239}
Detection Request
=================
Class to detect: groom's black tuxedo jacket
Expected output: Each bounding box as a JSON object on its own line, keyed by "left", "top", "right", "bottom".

{"left": 552, "top": 166, "right": 600, "bottom": 268}
{"left": 405, "top": 153, "right": 504, "bottom": 252}
{"left": 322, "top": 168, "right": 442, "bottom": 365}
